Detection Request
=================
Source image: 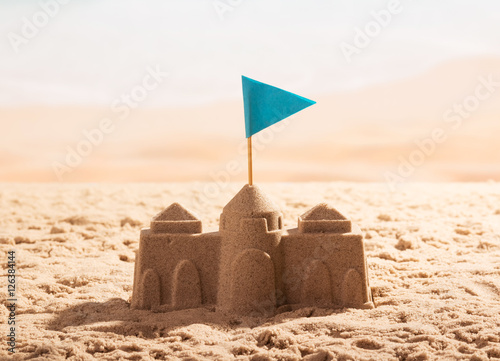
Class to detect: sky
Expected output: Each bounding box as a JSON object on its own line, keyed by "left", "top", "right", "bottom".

{"left": 0, "top": 0, "right": 499, "bottom": 182}
{"left": 1, "top": 0, "right": 500, "bottom": 107}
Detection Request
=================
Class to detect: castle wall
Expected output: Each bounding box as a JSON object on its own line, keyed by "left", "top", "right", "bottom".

{"left": 131, "top": 229, "right": 221, "bottom": 309}
{"left": 280, "top": 226, "right": 370, "bottom": 307}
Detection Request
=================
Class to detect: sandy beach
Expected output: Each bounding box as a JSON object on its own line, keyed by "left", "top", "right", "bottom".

{"left": 2, "top": 1, "right": 500, "bottom": 359}
{"left": 1, "top": 182, "right": 499, "bottom": 360}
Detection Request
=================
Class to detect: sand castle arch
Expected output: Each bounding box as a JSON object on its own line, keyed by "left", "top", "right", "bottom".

{"left": 131, "top": 184, "right": 373, "bottom": 315}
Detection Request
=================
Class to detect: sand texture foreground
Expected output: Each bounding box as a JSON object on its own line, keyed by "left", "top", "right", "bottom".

{"left": 1, "top": 182, "right": 499, "bottom": 361}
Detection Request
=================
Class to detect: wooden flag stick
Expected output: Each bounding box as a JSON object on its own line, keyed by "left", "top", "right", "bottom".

{"left": 247, "top": 136, "right": 253, "bottom": 185}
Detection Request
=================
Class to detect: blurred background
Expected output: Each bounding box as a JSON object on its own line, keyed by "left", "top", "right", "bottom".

{"left": 0, "top": 0, "right": 499, "bottom": 182}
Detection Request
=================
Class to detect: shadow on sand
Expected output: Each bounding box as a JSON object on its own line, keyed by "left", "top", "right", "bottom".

{"left": 47, "top": 298, "right": 345, "bottom": 338}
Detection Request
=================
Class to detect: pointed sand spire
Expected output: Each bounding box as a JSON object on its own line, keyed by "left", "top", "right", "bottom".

{"left": 151, "top": 203, "right": 202, "bottom": 233}
{"left": 298, "top": 203, "right": 352, "bottom": 233}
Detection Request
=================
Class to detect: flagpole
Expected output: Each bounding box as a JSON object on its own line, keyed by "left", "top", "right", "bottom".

{"left": 247, "top": 136, "right": 253, "bottom": 185}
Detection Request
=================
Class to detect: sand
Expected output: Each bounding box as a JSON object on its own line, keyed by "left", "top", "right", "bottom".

{"left": 1, "top": 182, "right": 500, "bottom": 360}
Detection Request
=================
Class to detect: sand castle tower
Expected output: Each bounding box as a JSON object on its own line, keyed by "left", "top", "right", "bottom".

{"left": 130, "top": 203, "right": 219, "bottom": 311}
{"left": 217, "top": 185, "right": 284, "bottom": 316}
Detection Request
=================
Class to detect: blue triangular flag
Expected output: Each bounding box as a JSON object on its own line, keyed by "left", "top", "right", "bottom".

{"left": 242, "top": 76, "right": 316, "bottom": 138}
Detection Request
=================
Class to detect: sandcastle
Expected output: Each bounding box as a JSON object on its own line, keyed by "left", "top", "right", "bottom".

{"left": 131, "top": 185, "right": 374, "bottom": 315}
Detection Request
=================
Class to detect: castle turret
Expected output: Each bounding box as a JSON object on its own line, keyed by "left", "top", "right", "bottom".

{"left": 217, "top": 185, "right": 284, "bottom": 316}
{"left": 131, "top": 203, "right": 220, "bottom": 311}
{"left": 280, "top": 203, "right": 374, "bottom": 309}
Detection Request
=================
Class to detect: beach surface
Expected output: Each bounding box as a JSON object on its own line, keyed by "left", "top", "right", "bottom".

{"left": 1, "top": 182, "right": 499, "bottom": 360}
